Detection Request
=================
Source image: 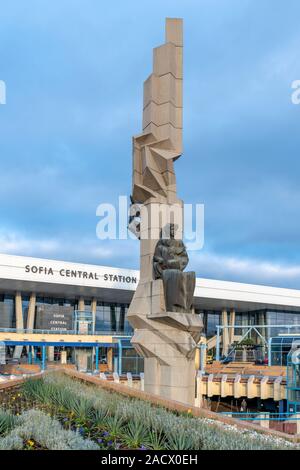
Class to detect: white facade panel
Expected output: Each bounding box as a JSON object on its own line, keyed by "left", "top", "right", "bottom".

{"left": 1, "top": 253, "right": 300, "bottom": 311}
{"left": 0, "top": 253, "right": 139, "bottom": 291}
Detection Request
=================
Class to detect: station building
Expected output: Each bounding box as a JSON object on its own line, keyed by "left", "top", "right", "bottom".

{"left": 1, "top": 253, "right": 300, "bottom": 374}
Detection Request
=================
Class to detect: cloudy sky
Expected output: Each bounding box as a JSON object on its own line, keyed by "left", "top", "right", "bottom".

{"left": 1, "top": 0, "right": 300, "bottom": 288}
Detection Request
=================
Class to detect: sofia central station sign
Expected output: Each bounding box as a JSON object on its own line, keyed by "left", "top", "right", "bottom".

{"left": 25, "top": 264, "right": 138, "bottom": 285}
{"left": 0, "top": 253, "right": 139, "bottom": 290}
{"left": 25, "top": 264, "right": 102, "bottom": 280}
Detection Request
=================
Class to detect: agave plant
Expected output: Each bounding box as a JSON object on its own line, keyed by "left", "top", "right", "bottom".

{"left": 16, "top": 373, "right": 300, "bottom": 451}
{"left": 166, "top": 429, "right": 202, "bottom": 450}
{"left": 53, "top": 384, "right": 81, "bottom": 414}
{"left": 104, "top": 414, "right": 126, "bottom": 445}
{"left": 22, "top": 378, "right": 44, "bottom": 400}
{"left": 144, "top": 429, "right": 167, "bottom": 450}
{"left": 0, "top": 410, "right": 17, "bottom": 436}
{"left": 92, "top": 407, "right": 109, "bottom": 428}
{"left": 70, "top": 396, "right": 94, "bottom": 422}
{"left": 121, "top": 420, "right": 149, "bottom": 450}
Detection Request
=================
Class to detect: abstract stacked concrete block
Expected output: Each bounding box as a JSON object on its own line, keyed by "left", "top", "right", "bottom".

{"left": 128, "top": 18, "right": 202, "bottom": 406}
{"left": 132, "top": 18, "right": 183, "bottom": 206}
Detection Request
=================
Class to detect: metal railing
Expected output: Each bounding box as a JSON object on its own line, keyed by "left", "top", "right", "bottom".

{"left": 220, "top": 412, "right": 300, "bottom": 421}
{"left": 216, "top": 324, "right": 300, "bottom": 361}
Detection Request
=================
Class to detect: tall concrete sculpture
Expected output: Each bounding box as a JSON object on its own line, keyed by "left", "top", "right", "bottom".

{"left": 128, "top": 18, "right": 203, "bottom": 405}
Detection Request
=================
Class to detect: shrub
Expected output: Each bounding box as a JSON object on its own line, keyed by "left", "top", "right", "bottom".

{"left": 0, "top": 409, "right": 98, "bottom": 450}
{"left": 19, "top": 373, "right": 298, "bottom": 451}
{"left": 0, "top": 410, "right": 17, "bottom": 436}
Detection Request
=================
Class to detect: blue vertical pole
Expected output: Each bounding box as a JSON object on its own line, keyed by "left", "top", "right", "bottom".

{"left": 216, "top": 326, "right": 220, "bottom": 361}
{"left": 279, "top": 399, "right": 285, "bottom": 414}
{"left": 42, "top": 346, "right": 46, "bottom": 371}
{"left": 28, "top": 349, "right": 32, "bottom": 365}
{"left": 118, "top": 340, "right": 123, "bottom": 375}
{"left": 95, "top": 346, "right": 99, "bottom": 372}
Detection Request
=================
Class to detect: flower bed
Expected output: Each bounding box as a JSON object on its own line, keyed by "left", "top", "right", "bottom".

{"left": 0, "top": 409, "right": 98, "bottom": 450}
{"left": 0, "top": 372, "right": 298, "bottom": 450}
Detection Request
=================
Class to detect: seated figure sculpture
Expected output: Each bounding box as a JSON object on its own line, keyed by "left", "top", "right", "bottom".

{"left": 153, "top": 223, "right": 196, "bottom": 313}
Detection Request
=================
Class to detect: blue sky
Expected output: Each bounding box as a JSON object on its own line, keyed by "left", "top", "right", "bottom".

{"left": 1, "top": 0, "right": 300, "bottom": 288}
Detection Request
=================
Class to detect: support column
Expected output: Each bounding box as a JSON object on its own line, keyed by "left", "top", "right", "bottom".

{"left": 26, "top": 293, "right": 36, "bottom": 331}
{"left": 60, "top": 350, "right": 67, "bottom": 364}
{"left": 229, "top": 309, "right": 235, "bottom": 345}
{"left": 195, "top": 344, "right": 200, "bottom": 370}
{"left": 91, "top": 299, "right": 97, "bottom": 367}
{"left": 107, "top": 347, "right": 114, "bottom": 372}
{"left": 15, "top": 292, "right": 24, "bottom": 330}
{"left": 113, "top": 355, "right": 118, "bottom": 373}
{"left": 216, "top": 326, "right": 221, "bottom": 361}
{"left": 91, "top": 298, "right": 97, "bottom": 333}
{"left": 199, "top": 343, "right": 207, "bottom": 373}
{"left": 259, "top": 413, "right": 270, "bottom": 429}
{"left": 77, "top": 298, "right": 86, "bottom": 334}
{"left": 13, "top": 292, "right": 24, "bottom": 359}
{"left": 222, "top": 309, "right": 229, "bottom": 357}
{"left": 26, "top": 293, "right": 36, "bottom": 355}
{"left": 195, "top": 371, "right": 203, "bottom": 407}
{"left": 47, "top": 347, "right": 54, "bottom": 362}
{"left": 78, "top": 297, "right": 85, "bottom": 311}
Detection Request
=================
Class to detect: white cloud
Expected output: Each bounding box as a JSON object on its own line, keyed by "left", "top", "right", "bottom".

{"left": 0, "top": 229, "right": 139, "bottom": 267}
{"left": 190, "top": 251, "right": 300, "bottom": 288}
{"left": 1, "top": 228, "right": 300, "bottom": 289}
{"left": 0, "top": 231, "right": 60, "bottom": 257}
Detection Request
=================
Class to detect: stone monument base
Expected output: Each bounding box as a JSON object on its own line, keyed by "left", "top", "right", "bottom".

{"left": 143, "top": 356, "right": 198, "bottom": 405}
{"left": 128, "top": 279, "right": 203, "bottom": 406}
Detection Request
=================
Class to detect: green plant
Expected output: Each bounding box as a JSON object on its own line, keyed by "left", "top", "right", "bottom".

{"left": 92, "top": 407, "right": 109, "bottom": 428}
{"left": 0, "top": 434, "right": 23, "bottom": 450}
{"left": 69, "top": 396, "right": 94, "bottom": 422}
{"left": 121, "top": 420, "right": 149, "bottom": 449}
{"left": 17, "top": 373, "right": 300, "bottom": 450}
{"left": 167, "top": 429, "right": 202, "bottom": 450}
{"left": 0, "top": 410, "right": 17, "bottom": 436}
{"left": 145, "top": 429, "right": 167, "bottom": 450}
{"left": 104, "top": 414, "right": 126, "bottom": 443}
{"left": 0, "top": 409, "right": 98, "bottom": 450}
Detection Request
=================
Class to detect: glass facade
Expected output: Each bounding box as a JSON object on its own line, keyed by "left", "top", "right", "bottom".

{"left": 197, "top": 309, "right": 300, "bottom": 344}
{"left": 287, "top": 346, "right": 300, "bottom": 413}
{"left": 1, "top": 290, "right": 300, "bottom": 340}
{"left": 270, "top": 336, "right": 300, "bottom": 366}
{"left": 266, "top": 311, "right": 300, "bottom": 340}
{"left": 0, "top": 292, "right": 133, "bottom": 335}
{"left": 120, "top": 339, "right": 144, "bottom": 375}
{"left": 2, "top": 288, "right": 300, "bottom": 373}
{"left": 195, "top": 310, "right": 220, "bottom": 338}
{"left": 0, "top": 294, "right": 14, "bottom": 328}
{"left": 22, "top": 295, "right": 30, "bottom": 328}
{"left": 95, "top": 302, "right": 132, "bottom": 334}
